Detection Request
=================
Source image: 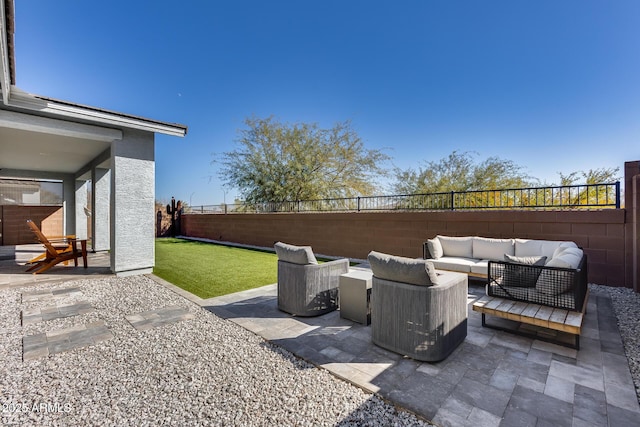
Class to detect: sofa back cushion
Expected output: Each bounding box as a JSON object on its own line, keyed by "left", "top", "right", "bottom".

{"left": 437, "top": 235, "right": 474, "bottom": 258}
{"left": 274, "top": 242, "right": 318, "bottom": 265}
{"left": 368, "top": 251, "right": 439, "bottom": 286}
{"left": 546, "top": 248, "right": 583, "bottom": 269}
{"left": 473, "top": 237, "right": 515, "bottom": 261}
{"left": 515, "top": 239, "right": 577, "bottom": 261}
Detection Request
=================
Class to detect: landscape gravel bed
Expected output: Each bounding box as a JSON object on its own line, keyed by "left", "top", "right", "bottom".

{"left": 602, "top": 284, "right": 640, "bottom": 402}
{"left": 0, "top": 275, "right": 431, "bottom": 426}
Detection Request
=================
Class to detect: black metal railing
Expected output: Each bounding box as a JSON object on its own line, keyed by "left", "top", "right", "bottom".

{"left": 187, "top": 182, "right": 621, "bottom": 214}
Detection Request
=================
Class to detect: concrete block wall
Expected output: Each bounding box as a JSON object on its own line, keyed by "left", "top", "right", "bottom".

{"left": 1, "top": 205, "right": 64, "bottom": 245}
{"left": 183, "top": 208, "right": 628, "bottom": 288}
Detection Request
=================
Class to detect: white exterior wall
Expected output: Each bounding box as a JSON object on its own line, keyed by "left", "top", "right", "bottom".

{"left": 110, "top": 129, "right": 155, "bottom": 275}
{"left": 92, "top": 168, "right": 111, "bottom": 251}
{"left": 74, "top": 179, "right": 88, "bottom": 240}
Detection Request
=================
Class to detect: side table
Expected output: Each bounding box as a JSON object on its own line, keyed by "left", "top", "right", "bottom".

{"left": 339, "top": 269, "right": 373, "bottom": 325}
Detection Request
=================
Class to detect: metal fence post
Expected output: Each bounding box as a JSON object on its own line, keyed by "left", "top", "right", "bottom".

{"left": 616, "top": 181, "right": 621, "bottom": 209}
{"left": 357, "top": 196, "right": 361, "bottom": 212}
{"left": 450, "top": 191, "right": 455, "bottom": 210}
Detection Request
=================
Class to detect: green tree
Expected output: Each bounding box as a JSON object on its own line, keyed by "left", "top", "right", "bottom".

{"left": 557, "top": 167, "right": 620, "bottom": 186}
{"left": 555, "top": 167, "right": 621, "bottom": 207}
{"left": 216, "top": 116, "right": 390, "bottom": 204}
{"left": 393, "top": 151, "right": 534, "bottom": 194}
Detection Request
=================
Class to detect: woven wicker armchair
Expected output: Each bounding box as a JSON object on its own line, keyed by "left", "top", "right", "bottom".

{"left": 368, "top": 251, "right": 468, "bottom": 362}
{"left": 275, "top": 242, "right": 349, "bottom": 317}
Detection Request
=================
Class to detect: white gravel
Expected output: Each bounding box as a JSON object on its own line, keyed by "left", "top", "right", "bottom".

{"left": 0, "top": 275, "right": 431, "bottom": 426}
{"left": 599, "top": 284, "right": 640, "bottom": 402}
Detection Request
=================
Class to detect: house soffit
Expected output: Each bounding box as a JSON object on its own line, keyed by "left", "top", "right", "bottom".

{"left": 0, "top": 109, "right": 119, "bottom": 174}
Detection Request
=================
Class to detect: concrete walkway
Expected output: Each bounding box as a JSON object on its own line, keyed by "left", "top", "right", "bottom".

{"left": 168, "top": 277, "right": 640, "bottom": 427}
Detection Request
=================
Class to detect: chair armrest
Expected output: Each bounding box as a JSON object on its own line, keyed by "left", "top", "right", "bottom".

{"left": 423, "top": 242, "right": 433, "bottom": 259}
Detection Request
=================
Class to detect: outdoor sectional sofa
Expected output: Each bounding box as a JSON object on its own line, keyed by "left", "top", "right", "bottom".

{"left": 423, "top": 235, "right": 588, "bottom": 312}
{"left": 424, "top": 235, "right": 589, "bottom": 348}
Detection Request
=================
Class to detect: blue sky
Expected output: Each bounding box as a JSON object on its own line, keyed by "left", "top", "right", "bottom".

{"left": 14, "top": 1, "right": 640, "bottom": 205}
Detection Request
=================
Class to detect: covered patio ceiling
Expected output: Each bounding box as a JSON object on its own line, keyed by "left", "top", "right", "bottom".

{"left": 0, "top": 126, "right": 112, "bottom": 174}
{"left": 0, "top": 102, "right": 125, "bottom": 175}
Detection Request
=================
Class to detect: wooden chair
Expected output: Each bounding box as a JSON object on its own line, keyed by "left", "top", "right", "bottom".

{"left": 25, "top": 220, "right": 88, "bottom": 274}
{"left": 26, "top": 234, "right": 77, "bottom": 265}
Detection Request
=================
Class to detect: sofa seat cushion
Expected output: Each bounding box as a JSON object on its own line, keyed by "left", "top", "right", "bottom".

{"left": 472, "top": 237, "right": 515, "bottom": 261}
{"left": 274, "top": 242, "right": 318, "bottom": 265}
{"left": 437, "top": 236, "right": 474, "bottom": 258}
{"left": 430, "top": 257, "right": 477, "bottom": 273}
{"left": 470, "top": 260, "right": 489, "bottom": 275}
{"left": 368, "top": 251, "right": 439, "bottom": 286}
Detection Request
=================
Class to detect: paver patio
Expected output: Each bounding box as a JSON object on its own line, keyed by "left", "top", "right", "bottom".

{"left": 193, "top": 275, "right": 640, "bottom": 427}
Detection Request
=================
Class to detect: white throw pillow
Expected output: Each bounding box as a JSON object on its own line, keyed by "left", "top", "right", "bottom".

{"left": 427, "top": 238, "right": 443, "bottom": 259}
{"left": 546, "top": 250, "right": 583, "bottom": 269}
{"left": 516, "top": 239, "right": 577, "bottom": 260}
{"left": 551, "top": 246, "right": 583, "bottom": 260}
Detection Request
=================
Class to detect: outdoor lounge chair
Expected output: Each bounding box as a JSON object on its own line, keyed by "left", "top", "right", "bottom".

{"left": 25, "top": 219, "right": 87, "bottom": 274}
{"left": 368, "top": 251, "right": 468, "bottom": 362}
{"left": 275, "top": 242, "right": 349, "bottom": 316}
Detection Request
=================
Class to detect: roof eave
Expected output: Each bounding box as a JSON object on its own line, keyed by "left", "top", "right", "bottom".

{"left": 8, "top": 87, "right": 187, "bottom": 137}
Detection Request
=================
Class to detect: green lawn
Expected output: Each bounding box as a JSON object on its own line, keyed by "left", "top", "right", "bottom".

{"left": 154, "top": 238, "right": 279, "bottom": 299}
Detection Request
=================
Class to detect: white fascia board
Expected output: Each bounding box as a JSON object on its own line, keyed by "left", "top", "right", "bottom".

{"left": 0, "top": 0, "right": 11, "bottom": 104}
{"left": 8, "top": 87, "right": 187, "bottom": 137}
{"left": 0, "top": 109, "right": 123, "bottom": 141}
